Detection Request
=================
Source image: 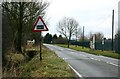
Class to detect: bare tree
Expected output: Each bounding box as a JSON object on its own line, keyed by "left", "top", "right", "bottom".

{"left": 88, "top": 32, "right": 93, "bottom": 41}
{"left": 57, "top": 17, "right": 79, "bottom": 48}
{"left": 2, "top": 1, "right": 49, "bottom": 53}
{"left": 74, "top": 25, "right": 81, "bottom": 47}
{"left": 88, "top": 32, "right": 104, "bottom": 41}
{"left": 79, "top": 35, "right": 89, "bottom": 42}
{"left": 95, "top": 32, "right": 104, "bottom": 41}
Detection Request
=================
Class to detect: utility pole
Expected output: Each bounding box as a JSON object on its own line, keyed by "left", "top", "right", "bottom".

{"left": 112, "top": 9, "right": 114, "bottom": 51}
{"left": 76, "top": 26, "right": 78, "bottom": 47}
{"left": 118, "top": 1, "right": 120, "bottom": 53}
{"left": 82, "top": 26, "right": 84, "bottom": 48}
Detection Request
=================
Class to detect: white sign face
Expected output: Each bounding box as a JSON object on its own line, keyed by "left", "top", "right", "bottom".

{"left": 34, "top": 19, "right": 46, "bottom": 30}
{"left": 32, "top": 16, "right": 48, "bottom": 32}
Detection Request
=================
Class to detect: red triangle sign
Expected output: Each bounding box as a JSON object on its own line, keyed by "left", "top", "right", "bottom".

{"left": 32, "top": 16, "right": 48, "bottom": 32}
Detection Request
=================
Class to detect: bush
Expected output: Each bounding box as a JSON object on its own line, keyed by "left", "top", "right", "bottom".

{"left": 6, "top": 53, "right": 25, "bottom": 66}
{"left": 11, "top": 53, "right": 25, "bottom": 64}
{"left": 55, "top": 38, "right": 68, "bottom": 44}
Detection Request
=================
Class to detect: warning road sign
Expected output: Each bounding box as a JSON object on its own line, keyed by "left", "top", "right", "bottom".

{"left": 32, "top": 16, "right": 48, "bottom": 32}
{"left": 32, "top": 16, "right": 48, "bottom": 62}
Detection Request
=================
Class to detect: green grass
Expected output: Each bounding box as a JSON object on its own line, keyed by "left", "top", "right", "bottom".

{"left": 3, "top": 45, "right": 74, "bottom": 77}
{"left": 56, "top": 44, "right": 120, "bottom": 59}
{"left": 20, "top": 45, "right": 73, "bottom": 77}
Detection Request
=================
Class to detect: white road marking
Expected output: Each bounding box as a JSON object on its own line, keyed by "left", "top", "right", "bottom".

{"left": 63, "top": 58, "right": 68, "bottom": 60}
{"left": 70, "top": 52, "right": 74, "bottom": 53}
{"left": 89, "top": 57, "right": 101, "bottom": 61}
{"left": 49, "top": 44, "right": 120, "bottom": 68}
{"left": 68, "top": 64, "right": 83, "bottom": 78}
{"left": 98, "top": 60, "right": 101, "bottom": 61}
{"left": 94, "top": 59, "right": 101, "bottom": 61}
{"left": 106, "top": 62, "right": 120, "bottom": 67}
{"left": 68, "top": 48, "right": 119, "bottom": 68}
{"left": 90, "top": 57, "right": 94, "bottom": 60}
{"left": 80, "top": 54, "right": 86, "bottom": 57}
{"left": 71, "top": 52, "right": 87, "bottom": 57}
{"left": 90, "top": 58, "right": 120, "bottom": 67}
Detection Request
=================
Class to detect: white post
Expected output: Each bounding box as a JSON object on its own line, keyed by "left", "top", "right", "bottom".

{"left": 93, "top": 34, "right": 95, "bottom": 50}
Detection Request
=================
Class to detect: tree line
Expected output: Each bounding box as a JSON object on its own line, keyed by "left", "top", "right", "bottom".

{"left": 43, "top": 31, "right": 120, "bottom": 52}
{"left": 43, "top": 33, "right": 67, "bottom": 44}
{"left": 43, "top": 32, "right": 105, "bottom": 44}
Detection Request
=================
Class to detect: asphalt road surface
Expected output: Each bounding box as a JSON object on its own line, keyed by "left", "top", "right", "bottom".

{"left": 44, "top": 44, "right": 119, "bottom": 78}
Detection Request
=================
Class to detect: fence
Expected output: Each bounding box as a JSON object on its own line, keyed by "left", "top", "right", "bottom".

{"left": 71, "top": 39, "right": 120, "bottom": 53}
{"left": 115, "top": 34, "right": 120, "bottom": 53}
{"left": 95, "top": 40, "right": 115, "bottom": 51}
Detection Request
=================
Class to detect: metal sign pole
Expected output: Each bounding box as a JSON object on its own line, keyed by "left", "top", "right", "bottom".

{"left": 40, "top": 32, "right": 42, "bottom": 61}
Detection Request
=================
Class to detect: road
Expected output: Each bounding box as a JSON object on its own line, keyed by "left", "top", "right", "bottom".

{"left": 44, "top": 44, "right": 119, "bottom": 78}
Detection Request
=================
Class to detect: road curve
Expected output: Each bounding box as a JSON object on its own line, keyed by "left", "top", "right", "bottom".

{"left": 44, "top": 44, "right": 119, "bottom": 78}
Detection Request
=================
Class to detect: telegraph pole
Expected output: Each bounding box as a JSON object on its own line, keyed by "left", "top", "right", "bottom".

{"left": 82, "top": 26, "right": 84, "bottom": 48}
{"left": 76, "top": 25, "right": 78, "bottom": 47}
{"left": 112, "top": 9, "right": 114, "bottom": 51}
{"left": 118, "top": 2, "right": 120, "bottom": 53}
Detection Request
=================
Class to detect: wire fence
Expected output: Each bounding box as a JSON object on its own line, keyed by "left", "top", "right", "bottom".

{"left": 71, "top": 38, "right": 120, "bottom": 53}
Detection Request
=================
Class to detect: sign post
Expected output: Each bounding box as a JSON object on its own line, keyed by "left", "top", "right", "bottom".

{"left": 32, "top": 16, "right": 48, "bottom": 62}
{"left": 40, "top": 32, "right": 42, "bottom": 61}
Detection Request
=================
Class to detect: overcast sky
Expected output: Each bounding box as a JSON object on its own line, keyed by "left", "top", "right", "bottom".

{"left": 0, "top": 0, "right": 120, "bottom": 38}
{"left": 43, "top": 0, "right": 120, "bottom": 39}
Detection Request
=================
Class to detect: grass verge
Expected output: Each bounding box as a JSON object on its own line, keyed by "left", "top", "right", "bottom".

{"left": 3, "top": 45, "right": 73, "bottom": 77}
{"left": 56, "top": 44, "right": 120, "bottom": 59}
